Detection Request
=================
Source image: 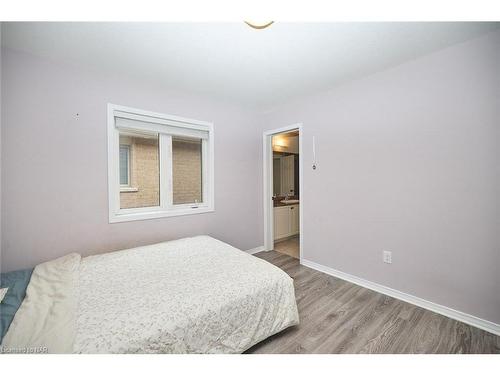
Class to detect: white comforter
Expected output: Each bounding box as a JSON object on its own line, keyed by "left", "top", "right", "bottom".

{"left": 3, "top": 236, "right": 299, "bottom": 353}
{"left": 2, "top": 253, "right": 81, "bottom": 353}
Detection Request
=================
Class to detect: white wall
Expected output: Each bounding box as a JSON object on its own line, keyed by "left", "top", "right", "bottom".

{"left": 260, "top": 31, "right": 500, "bottom": 324}
{"left": 0, "top": 48, "right": 263, "bottom": 272}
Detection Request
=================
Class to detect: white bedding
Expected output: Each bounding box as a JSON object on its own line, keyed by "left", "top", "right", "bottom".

{"left": 4, "top": 236, "right": 299, "bottom": 353}
{"left": 2, "top": 253, "right": 81, "bottom": 353}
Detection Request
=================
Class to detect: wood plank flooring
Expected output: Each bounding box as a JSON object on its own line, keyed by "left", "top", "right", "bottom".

{"left": 245, "top": 251, "right": 500, "bottom": 354}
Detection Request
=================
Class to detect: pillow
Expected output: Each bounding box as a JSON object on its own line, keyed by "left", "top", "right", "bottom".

{"left": 0, "top": 288, "right": 8, "bottom": 303}
{"left": 0, "top": 269, "right": 33, "bottom": 342}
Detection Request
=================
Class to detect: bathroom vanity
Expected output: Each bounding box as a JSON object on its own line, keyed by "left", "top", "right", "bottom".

{"left": 273, "top": 203, "right": 300, "bottom": 240}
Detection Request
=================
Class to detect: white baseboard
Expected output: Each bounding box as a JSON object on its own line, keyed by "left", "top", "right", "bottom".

{"left": 301, "top": 259, "right": 500, "bottom": 336}
{"left": 245, "top": 246, "right": 265, "bottom": 255}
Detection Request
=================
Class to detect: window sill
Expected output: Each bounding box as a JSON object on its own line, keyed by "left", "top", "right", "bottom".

{"left": 109, "top": 206, "right": 215, "bottom": 223}
{"left": 120, "top": 187, "right": 139, "bottom": 193}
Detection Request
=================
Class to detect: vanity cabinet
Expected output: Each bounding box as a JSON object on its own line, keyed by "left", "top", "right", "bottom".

{"left": 273, "top": 204, "right": 300, "bottom": 240}
{"left": 290, "top": 204, "right": 300, "bottom": 234}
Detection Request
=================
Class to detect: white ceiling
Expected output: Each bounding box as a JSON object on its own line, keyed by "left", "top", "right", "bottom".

{"left": 2, "top": 22, "right": 499, "bottom": 110}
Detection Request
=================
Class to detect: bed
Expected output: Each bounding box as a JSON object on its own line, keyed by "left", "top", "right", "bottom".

{"left": 0, "top": 236, "right": 299, "bottom": 353}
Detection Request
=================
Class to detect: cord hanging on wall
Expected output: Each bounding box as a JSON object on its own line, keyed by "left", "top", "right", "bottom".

{"left": 312, "top": 135, "right": 317, "bottom": 170}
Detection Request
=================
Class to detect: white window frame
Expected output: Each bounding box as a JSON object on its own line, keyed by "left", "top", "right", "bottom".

{"left": 108, "top": 103, "right": 215, "bottom": 223}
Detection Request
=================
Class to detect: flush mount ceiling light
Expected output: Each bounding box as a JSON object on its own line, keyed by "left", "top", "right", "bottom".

{"left": 244, "top": 21, "right": 274, "bottom": 30}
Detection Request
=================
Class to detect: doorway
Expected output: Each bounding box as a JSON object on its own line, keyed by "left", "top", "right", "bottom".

{"left": 263, "top": 124, "right": 303, "bottom": 262}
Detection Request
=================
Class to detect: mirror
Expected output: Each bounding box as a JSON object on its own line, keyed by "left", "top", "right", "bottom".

{"left": 272, "top": 131, "right": 299, "bottom": 197}
{"left": 273, "top": 153, "right": 299, "bottom": 196}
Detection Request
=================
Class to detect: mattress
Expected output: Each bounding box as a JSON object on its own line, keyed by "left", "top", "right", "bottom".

{"left": 1, "top": 236, "right": 299, "bottom": 353}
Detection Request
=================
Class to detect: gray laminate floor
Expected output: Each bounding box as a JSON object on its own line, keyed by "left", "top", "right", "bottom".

{"left": 246, "top": 251, "right": 500, "bottom": 354}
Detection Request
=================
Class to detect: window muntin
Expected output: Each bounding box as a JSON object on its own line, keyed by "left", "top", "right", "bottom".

{"left": 108, "top": 104, "right": 214, "bottom": 222}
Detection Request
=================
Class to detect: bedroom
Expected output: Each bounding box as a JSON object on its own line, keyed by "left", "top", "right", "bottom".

{"left": 0, "top": 1, "right": 499, "bottom": 373}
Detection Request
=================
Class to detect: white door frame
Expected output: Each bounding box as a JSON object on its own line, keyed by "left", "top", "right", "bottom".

{"left": 263, "top": 123, "right": 303, "bottom": 263}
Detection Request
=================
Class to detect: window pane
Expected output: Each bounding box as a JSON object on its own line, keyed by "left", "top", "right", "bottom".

{"left": 119, "top": 132, "right": 160, "bottom": 209}
{"left": 172, "top": 137, "right": 203, "bottom": 205}
{"left": 119, "top": 145, "right": 129, "bottom": 185}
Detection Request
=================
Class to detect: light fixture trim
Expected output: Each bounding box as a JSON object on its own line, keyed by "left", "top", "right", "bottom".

{"left": 244, "top": 21, "right": 274, "bottom": 30}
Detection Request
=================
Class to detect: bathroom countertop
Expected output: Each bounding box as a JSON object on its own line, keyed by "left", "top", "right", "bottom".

{"left": 273, "top": 197, "right": 300, "bottom": 207}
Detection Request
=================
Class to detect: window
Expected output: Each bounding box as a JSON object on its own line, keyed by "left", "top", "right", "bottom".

{"left": 119, "top": 132, "right": 159, "bottom": 208}
{"left": 119, "top": 145, "right": 130, "bottom": 186}
{"left": 172, "top": 137, "right": 203, "bottom": 205}
{"left": 108, "top": 104, "right": 214, "bottom": 223}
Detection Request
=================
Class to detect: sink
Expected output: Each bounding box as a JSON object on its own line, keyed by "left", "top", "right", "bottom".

{"left": 280, "top": 199, "right": 299, "bottom": 204}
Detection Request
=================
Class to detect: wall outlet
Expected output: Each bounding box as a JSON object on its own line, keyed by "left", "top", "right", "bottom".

{"left": 383, "top": 251, "right": 392, "bottom": 264}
